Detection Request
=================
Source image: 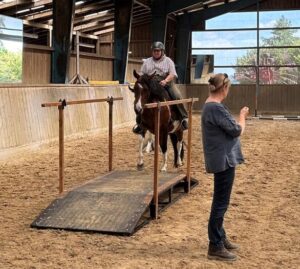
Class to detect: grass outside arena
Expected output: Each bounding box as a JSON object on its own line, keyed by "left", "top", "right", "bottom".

{"left": 0, "top": 115, "right": 299, "bottom": 269}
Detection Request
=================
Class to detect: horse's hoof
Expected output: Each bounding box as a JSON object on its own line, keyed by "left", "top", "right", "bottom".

{"left": 161, "top": 168, "right": 167, "bottom": 172}
{"left": 137, "top": 163, "right": 144, "bottom": 171}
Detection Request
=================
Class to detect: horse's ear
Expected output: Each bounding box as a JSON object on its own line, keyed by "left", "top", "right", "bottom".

{"left": 149, "top": 71, "right": 156, "bottom": 80}
{"left": 128, "top": 85, "right": 134, "bottom": 92}
{"left": 133, "top": 70, "right": 140, "bottom": 79}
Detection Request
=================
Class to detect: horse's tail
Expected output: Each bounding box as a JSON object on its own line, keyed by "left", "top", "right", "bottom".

{"left": 169, "top": 133, "right": 180, "bottom": 167}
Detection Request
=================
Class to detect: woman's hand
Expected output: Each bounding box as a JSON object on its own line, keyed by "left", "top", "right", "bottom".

{"left": 240, "top": 107, "right": 249, "bottom": 118}
{"left": 238, "top": 107, "right": 249, "bottom": 135}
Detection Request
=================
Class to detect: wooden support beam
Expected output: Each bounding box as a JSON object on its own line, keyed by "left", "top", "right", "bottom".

{"left": 190, "top": 0, "right": 262, "bottom": 28}
{"left": 166, "top": 0, "right": 204, "bottom": 14}
{"left": 176, "top": 13, "right": 191, "bottom": 84}
{"left": 74, "top": 17, "right": 114, "bottom": 32}
{"left": 151, "top": 0, "right": 167, "bottom": 43}
{"left": 113, "top": 0, "right": 134, "bottom": 83}
{"left": 134, "top": 0, "right": 150, "bottom": 10}
{"left": 51, "top": 0, "right": 75, "bottom": 83}
{"left": 93, "top": 27, "right": 115, "bottom": 36}
{"left": 0, "top": 0, "right": 29, "bottom": 11}
{"left": 74, "top": 9, "right": 114, "bottom": 25}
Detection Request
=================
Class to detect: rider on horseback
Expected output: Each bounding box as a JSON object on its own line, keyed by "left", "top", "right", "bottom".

{"left": 132, "top": 41, "right": 189, "bottom": 134}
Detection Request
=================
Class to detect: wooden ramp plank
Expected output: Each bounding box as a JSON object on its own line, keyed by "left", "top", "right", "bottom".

{"left": 32, "top": 192, "right": 148, "bottom": 234}
{"left": 31, "top": 170, "right": 190, "bottom": 235}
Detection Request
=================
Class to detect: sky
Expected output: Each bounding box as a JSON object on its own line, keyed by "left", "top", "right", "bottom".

{"left": 192, "top": 10, "right": 300, "bottom": 81}
{"left": 0, "top": 14, "right": 23, "bottom": 53}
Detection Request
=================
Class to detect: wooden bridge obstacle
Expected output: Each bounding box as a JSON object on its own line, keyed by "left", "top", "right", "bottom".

{"left": 31, "top": 97, "right": 199, "bottom": 234}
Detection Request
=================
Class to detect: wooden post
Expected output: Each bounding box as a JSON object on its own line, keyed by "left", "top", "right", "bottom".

{"left": 76, "top": 31, "right": 80, "bottom": 76}
{"left": 108, "top": 97, "right": 113, "bottom": 171}
{"left": 152, "top": 105, "right": 160, "bottom": 219}
{"left": 58, "top": 101, "right": 65, "bottom": 194}
{"left": 186, "top": 100, "right": 193, "bottom": 193}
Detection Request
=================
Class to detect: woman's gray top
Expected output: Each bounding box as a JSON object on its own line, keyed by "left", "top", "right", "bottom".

{"left": 201, "top": 102, "right": 244, "bottom": 173}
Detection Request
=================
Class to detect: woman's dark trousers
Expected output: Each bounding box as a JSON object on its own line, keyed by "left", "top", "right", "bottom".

{"left": 208, "top": 167, "right": 235, "bottom": 247}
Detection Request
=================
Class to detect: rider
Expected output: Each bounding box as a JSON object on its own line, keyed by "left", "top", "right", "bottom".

{"left": 132, "top": 41, "right": 189, "bottom": 134}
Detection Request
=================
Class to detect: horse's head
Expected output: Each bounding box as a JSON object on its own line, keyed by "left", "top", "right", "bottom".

{"left": 128, "top": 70, "right": 156, "bottom": 113}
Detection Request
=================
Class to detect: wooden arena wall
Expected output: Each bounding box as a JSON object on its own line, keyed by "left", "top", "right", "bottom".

{"left": 181, "top": 84, "right": 300, "bottom": 115}
{"left": 0, "top": 83, "right": 299, "bottom": 151}
{"left": 0, "top": 85, "right": 135, "bottom": 151}
{"left": 23, "top": 48, "right": 144, "bottom": 84}
{"left": 23, "top": 47, "right": 114, "bottom": 84}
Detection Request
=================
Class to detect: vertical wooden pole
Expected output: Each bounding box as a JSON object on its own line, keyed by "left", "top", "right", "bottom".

{"left": 96, "top": 39, "right": 100, "bottom": 55}
{"left": 152, "top": 105, "right": 160, "bottom": 219}
{"left": 58, "top": 103, "right": 65, "bottom": 194}
{"left": 76, "top": 31, "right": 80, "bottom": 76}
{"left": 186, "top": 100, "right": 193, "bottom": 193}
{"left": 108, "top": 97, "right": 113, "bottom": 171}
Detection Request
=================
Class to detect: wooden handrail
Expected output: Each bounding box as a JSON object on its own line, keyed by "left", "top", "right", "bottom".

{"left": 144, "top": 98, "right": 198, "bottom": 109}
{"left": 41, "top": 97, "right": 123, "bottom": 194}
{"left": 41, "top": 97, "right": 123, "bottom": 107}
{"left": 150, "top": 97, "right": 199, "bottom": 219}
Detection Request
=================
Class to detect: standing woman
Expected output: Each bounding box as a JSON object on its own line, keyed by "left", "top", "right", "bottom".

{"left": 201, "top": 73, "right": 249, "bottom": 261}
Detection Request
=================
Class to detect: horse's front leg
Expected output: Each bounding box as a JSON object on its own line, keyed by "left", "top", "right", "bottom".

{"left": 175, "top": 130, "right": 184, "bottom": 167}
{"left": 137, "top": 133, "right": 145, "bottom": 170}
{"left": 144, "top": 132, "right": 154, "bottom": 153}
{"left": 176, "top": 140, "right": 183, "bottom": 167}
{"left": 160, "top": 132, "right": 168, "bottom": 172}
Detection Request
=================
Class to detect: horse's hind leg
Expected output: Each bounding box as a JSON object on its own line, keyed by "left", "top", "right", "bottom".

{"left": 144, "top": 132, "right": 154, "bottom": 153}
{"left": 137, "top": 132, "right": 146, "bottom": 170}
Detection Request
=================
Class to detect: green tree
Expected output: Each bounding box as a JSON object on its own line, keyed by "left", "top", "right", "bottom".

{"left": 0, "top": 47, "right": 22, "bottom": 82}
{"left": 234, "top": 16, "right": 300, "bottom": 84}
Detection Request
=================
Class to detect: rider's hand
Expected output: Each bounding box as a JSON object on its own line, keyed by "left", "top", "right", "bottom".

{"left": 159, "top": 80, "right": 167, "bottom": 86}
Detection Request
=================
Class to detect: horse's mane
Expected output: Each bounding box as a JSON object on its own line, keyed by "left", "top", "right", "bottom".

{"left": 140, "top": 74, "right": 170, "bottom": 102}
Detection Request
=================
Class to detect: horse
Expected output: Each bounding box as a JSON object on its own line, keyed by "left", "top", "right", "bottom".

{"left": 128, "top": 70, "right": 184, "bottom": 171}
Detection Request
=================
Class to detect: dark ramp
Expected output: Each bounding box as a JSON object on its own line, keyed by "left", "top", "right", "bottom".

{"left": 31, "top": 170, "right": 198, "bottom": 235}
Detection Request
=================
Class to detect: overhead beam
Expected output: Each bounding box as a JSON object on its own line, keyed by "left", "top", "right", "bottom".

{"left": 22, "top": 9, "right": 52, "bottom": 21}
{"left": 94, "top": 27, "right": 114, "bottom": 36}
{"left": 23, "top": 20, "right": 53, "bottom": 30}
{"left": 134, "top": 0, "right": 150, "bottom": 10}
{"left": 75, "top": 1, "right": 111, "bottom": 15}
{"left": 51, "top": 0, "right": 75, "bottom": 83}
{"left": 175, "top": 13, "right": 192, "bottom": 84}
{"left": 80, "top": 21, "right": 114, "bottom": 33}
{"left": 113, "top": 0, "right": 134, "bottom": 83}
{"left": 0, "top": 0, "right": 28, "bottom": 10}
{"left": 166, "top": 0, "right": 203, "bottom": 14}
{"left": 74, "top": 8, "right": 114, "bottom": 24}
{"left": 74, "top": 17, "right": 114, "bottom": 31}
{"left": 5, "top": 0, "right": 52, "bottom": 16}
{"left": 72, "top": 31, "right": 99, "bottom": 40}
{"left": 190, "top": 0, "right": 262, "bottom": 28}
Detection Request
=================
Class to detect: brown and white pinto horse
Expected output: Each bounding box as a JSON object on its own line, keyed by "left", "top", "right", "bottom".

{"left": 129, "top": 70, "right": 184, "bottom": 171}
